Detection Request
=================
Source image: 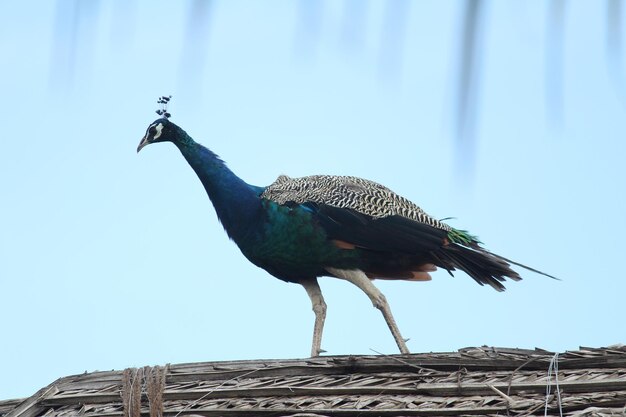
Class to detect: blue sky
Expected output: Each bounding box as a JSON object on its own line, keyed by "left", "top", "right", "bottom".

{"left": 2, "top": 1, "right": 625, "bottom": 400}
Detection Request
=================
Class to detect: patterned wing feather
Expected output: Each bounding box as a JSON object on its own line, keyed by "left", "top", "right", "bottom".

{"left": 261, "top": 175, "right": 452, "bottom": 232}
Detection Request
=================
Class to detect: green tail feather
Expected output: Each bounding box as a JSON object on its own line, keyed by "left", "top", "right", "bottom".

{"left": 448, "top": 228, "right": 481, "bottom": 246}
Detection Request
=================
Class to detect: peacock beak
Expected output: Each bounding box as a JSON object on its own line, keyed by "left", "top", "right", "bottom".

{"left": 137, "top": 135, "right": 150, "bottom": 153}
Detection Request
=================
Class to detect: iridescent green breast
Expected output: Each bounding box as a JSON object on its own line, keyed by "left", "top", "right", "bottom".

{"left": 238, "top": 200, "right": 360, "bottom": 283}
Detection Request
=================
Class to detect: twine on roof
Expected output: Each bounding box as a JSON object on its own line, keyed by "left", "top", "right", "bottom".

{"left": 121, "top": 366, "right": 167, "bottom": 417}
{"left": 145, "top": 365, "right": 167, "bottom": 417}
{"left": 544, "top": 353, "right": 563, "bottom": 417}
{"left": 121, "top": 368, "right": 141, "bottom": 417}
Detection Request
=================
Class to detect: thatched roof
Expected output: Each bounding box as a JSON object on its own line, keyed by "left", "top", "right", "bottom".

{"left": 2, "top": 346, "right": 625, "bottom": 417}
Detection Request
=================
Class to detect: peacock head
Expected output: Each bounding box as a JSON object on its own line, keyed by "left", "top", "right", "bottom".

{"left": 137, "top": 95, "right": 183, "bottom": 152}
{"left": 137, "top": 117, "right": 181, "bottom": 152}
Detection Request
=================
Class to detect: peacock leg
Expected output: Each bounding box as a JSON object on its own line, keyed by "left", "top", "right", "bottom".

{"left": 326, "top": 267, "right": 410, "bottom": 354}
{"left": 300, "top": 278, "right": 327, "bottom": 357}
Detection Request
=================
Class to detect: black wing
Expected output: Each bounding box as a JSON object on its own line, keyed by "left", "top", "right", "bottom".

{"left": 310, "top": 203, "right": 524, "bottom": 291}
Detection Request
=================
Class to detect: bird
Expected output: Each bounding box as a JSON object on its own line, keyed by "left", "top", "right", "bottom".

{"left": 137, "top": 99, "right": 556, "bottom": 356}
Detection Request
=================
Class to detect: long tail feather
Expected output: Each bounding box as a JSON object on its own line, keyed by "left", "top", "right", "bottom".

{"left": 440, "top": 242, "right": 557, "bottom": 291}
{"left": 489, "top": 252, "right": 560, "bottom": 281}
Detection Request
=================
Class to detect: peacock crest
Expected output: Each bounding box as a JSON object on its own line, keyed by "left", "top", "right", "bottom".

{"left": 156, "top": 95, "right": 172, "bottom": 118}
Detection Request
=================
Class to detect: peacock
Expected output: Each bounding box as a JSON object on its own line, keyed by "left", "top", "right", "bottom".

{"left": 137, "top": 97, "right": 555, "bottom": 356}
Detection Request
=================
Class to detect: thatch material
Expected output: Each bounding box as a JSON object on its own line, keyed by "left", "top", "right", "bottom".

{"left": 2, "top": 346, "right": 625, "bottom": 417}
{"left": 0, "top": 400, "right": 21, "bottom": 416}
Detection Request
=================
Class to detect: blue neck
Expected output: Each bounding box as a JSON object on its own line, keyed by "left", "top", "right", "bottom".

{"left": 175, "top": 137, "right": 262, "bottom": 241}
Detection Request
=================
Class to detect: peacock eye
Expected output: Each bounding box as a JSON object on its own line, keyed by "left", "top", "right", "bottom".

{"left": 149, "top": 126, "right": 157, "bottom": 136}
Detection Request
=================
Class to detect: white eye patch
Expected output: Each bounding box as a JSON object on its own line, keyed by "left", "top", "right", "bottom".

{"left": 153, "top": 123, "right": 164, "bottom": 140}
